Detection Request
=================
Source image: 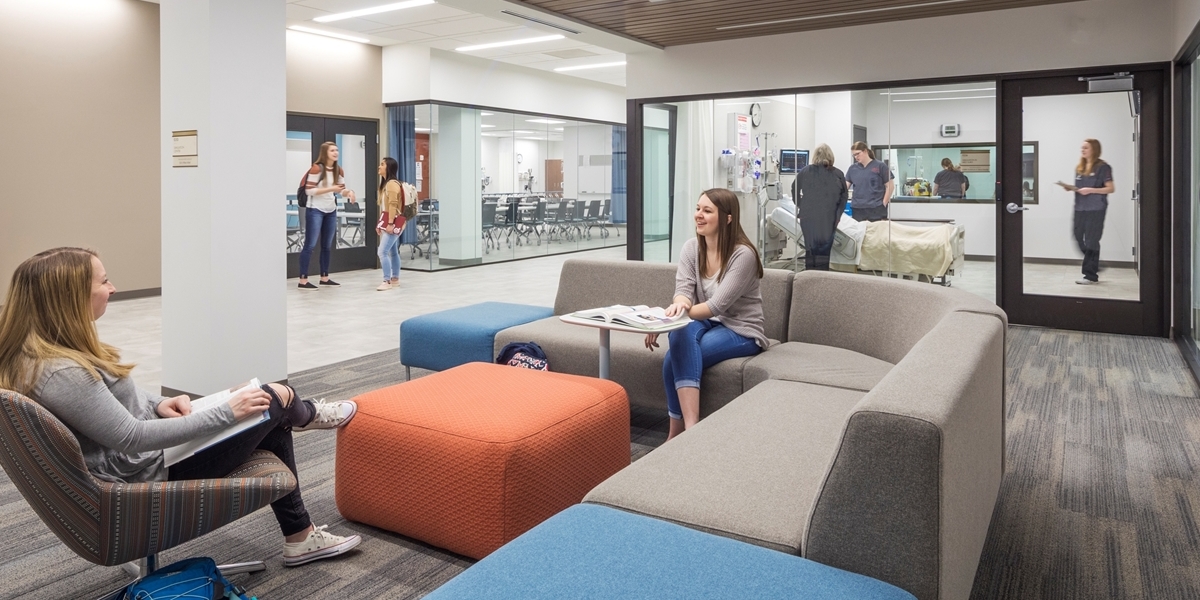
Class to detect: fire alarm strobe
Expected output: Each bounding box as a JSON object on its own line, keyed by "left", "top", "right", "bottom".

{"left": 940, "top": 124, "right": 961, "bottom": 137}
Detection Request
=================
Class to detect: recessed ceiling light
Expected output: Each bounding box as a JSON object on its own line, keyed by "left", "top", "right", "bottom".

{"left": 526, "top": 119, "right": 566, "bottom": 124}
{"left": 314, "top": 0, "right": 435, "bottom": 23}
{"left": 510, "top": 130, "right": 535, "bottom": 134}
{"left": 415, "top": 127, "right": 431, "bottom": 132}
{"left": 288, "top": 26, "right": 370, "bottom": 44}
{"left": 481, "top": 112, "right": 494, "bottom": 116}
{"left": 554, "top": 127, "right": 564, "bottom": 131}
{"left": 715, "top": 100, "right": 771, "bottom": 106}
{"left": 481, "top": 124, "right": 495, "bottom": 128}
{"left": 880, "top": 87, "right": 995, "bottom": 96}
{"left": 892, "top": 96, "right": 996, "bottom": 103}
{"left": 553, "top": 61, "right": 626, "bottom": 72}
{"left": 456, "top": 35, "right": 563, "bottom": 52}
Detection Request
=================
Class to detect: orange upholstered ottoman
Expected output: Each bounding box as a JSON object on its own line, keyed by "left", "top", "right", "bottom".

{"left": 335, "top": 362, "right": 630, "bottom": 559}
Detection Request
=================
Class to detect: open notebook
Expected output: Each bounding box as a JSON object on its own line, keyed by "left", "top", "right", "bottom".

{"left": 571, "top": 305, "right": 688, "bottom": 330}
{"left": 162, "top": 379, "right": 267, "bottom": 467}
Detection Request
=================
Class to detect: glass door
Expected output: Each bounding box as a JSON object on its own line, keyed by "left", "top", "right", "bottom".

{"left": 285, "top": 114, "right": 379, "bottom": 279}
{"left": 998, "top": 69, "right": 1165, "bottom": 335}
{"left": 642, "top": 104, "right": 676, "bottom": 262}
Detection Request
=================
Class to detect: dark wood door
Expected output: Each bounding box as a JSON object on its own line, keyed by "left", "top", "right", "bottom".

{"left": 416, "top": 134, "right": 430, "bottom": 201}
{"left": 545, "top": 159, "right": 563, "bottom": 193}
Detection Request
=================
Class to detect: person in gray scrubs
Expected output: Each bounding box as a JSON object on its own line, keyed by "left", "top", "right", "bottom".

{"left": 933, "top": 158, "right": 968, "bottom": 199}
{"left": 845, "top": 141, "right": 894, "bottom": 221}
{"left": 791, "top": 144, "right": 848, "bottom": 271}
{"left": 1057, "top": 138, "right": 1114, "bottom": 285}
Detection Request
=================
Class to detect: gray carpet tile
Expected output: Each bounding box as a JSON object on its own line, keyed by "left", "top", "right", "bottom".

{"left": 5, "top": 326, "right": 1200, "bottom": 598}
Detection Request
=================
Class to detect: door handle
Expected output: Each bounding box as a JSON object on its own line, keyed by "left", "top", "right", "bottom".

{"left": 1006, "top": 202, "right": 1029, "bottom": 214}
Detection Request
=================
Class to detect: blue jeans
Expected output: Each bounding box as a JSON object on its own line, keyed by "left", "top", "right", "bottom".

{"left": 378, "top": 230, "right": 401, "bottom": 280}
{"left": 662, "top": 319, "right": 761, "bottom": 420}
{"left": 299, "top": 208, "right": 337, "bottom": 277}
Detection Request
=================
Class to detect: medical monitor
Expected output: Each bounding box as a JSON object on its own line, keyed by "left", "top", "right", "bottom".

{"left": 779, "top": 149, "right": 809, "bottom": 174}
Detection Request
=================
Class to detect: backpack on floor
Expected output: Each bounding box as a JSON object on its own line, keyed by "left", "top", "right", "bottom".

{"left": 122, "top": 557, "right": 255, "bottom": 600}
{"left": 496, "top": 341, "right": 550, "bottom": 371}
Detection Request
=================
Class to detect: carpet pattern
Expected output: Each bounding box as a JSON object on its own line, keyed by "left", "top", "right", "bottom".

{"left": 1, "top": 327, "right": 1199, "bottom": 598}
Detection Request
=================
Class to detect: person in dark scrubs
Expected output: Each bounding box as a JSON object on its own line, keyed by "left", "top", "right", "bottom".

{"left": 1056, "top": 138, "right": 1114, "bottom": 285}
{"left": 791, "top": 144, "right": 847, "bottom": 271}
{"left": 932, "top": 158, "right": 968, "bottom": 199}
{"left": 845, "top": 141, "right": 893, "bottom": 222}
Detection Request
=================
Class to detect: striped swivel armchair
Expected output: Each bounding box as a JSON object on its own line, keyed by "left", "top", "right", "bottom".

{"left": 0, "top": 389, "right": 297, "bottom": 574}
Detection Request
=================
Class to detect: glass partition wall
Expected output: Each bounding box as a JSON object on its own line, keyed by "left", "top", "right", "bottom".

{"left": 387, "top": 102, "right": 626, "bottom": 271}
{"left": 642, "top": 85, "right": 998, "bottom": 303}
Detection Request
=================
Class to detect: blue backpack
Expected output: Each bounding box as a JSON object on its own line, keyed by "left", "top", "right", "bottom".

{"left": 123, "top": 557, "right": 254, "bottom": 600}
{"left": 496, "top": 341, "right": 550, "bottom": 371}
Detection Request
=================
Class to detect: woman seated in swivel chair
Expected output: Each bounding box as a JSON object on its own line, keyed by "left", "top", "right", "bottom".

{"left": 0, "top": 247, "right": 361, "bottom": 567}
{"left": 645, "top": 189, "right": 767, "bottom": 440}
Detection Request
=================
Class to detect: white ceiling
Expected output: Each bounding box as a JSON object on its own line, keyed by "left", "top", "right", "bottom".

{"left": 286, "top": 0, "right": 639, "bottom": 87}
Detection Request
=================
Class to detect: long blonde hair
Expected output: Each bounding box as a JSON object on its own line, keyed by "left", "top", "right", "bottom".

{"left": 0, "top": 248, "right": 132, "bottom": 395}
{"left": 696, "top": 189, "right": 763, "bottom": 283}
{"left": 1075, "top": 139, "right": 1104, "bottom": 175}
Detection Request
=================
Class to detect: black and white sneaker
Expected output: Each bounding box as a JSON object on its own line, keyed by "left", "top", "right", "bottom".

{"left": 319, "top": 279, "right": 341, "bottom": 287}
{"left": 297, "top": 282, "right": 318, "bottom": 290}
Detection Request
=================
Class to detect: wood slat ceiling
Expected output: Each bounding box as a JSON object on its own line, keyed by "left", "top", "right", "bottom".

{"left": 509, "top": 0, "right": 1084, "bottom": 47}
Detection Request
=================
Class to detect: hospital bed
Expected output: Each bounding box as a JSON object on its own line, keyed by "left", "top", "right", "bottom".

{"left": 768, "top": 200, "right": 965, "bottom": 286}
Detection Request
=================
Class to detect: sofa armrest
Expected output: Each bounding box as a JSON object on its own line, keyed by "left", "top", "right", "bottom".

{"left": 804, "top": 312, "right": 1005, "bottom": 600}
{"left": 97, "top": 450, "right": 297, "bottom": 565}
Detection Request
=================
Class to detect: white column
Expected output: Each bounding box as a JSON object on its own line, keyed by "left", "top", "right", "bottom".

{"left": 160, "top": 0, "right": 287, "bottom": 395}
{"left": 434, "top": 106, "right": 483, "bottom": 266}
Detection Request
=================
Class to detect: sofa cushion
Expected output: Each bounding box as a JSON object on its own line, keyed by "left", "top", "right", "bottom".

{"left": 744, "top": 342, "right": 895, "bottom": 393}
{"left": 423, "top": 504, "right": 916, "bottom": 600}
{"left": 584, "top": 379, "right": 865, "bottom": 555}
{"left": 400, "top": 302, "right": 553, "bottom": 372}
{"left": 495, "top": 317, "right": 756, "bottom": 414}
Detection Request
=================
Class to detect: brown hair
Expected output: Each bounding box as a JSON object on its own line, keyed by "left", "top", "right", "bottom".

{"left": 941, "top": 157, "right": 958, "bottom": 171}
{"left": 696, "top": 188, "right": 763, "bottom": 282}
{"left": 317, "top": 141, "right": 342, "bottom": 187}
{"left": 851, "top": 141, "right": 875, "bottom": 160}
{"left": 0, "top": 248, "right": 132, "bottom": 395}
{"left": 1075, "top": 138, "right": 1104, "bottom": 175}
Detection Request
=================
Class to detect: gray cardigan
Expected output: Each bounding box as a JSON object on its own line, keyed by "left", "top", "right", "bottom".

{"left": 31, "top": 359, "right": 236, "bottom": 483}
{"left": 675, "top": 238, "right": 768, "bottom": 348}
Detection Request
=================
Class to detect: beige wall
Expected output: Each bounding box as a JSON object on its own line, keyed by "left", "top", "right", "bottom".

{"left": 286, "top": 29, "right": 384, "bottom": 122}
{"left": 0, "top": 0, "right": 161, "bottom": 299}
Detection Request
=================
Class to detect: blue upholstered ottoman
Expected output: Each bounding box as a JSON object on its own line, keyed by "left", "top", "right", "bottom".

{"left": 400, "top": 302, "right": 553, "bottom": 377}
{"left": 424, "top": 504, "right": 917, "bottom": 600}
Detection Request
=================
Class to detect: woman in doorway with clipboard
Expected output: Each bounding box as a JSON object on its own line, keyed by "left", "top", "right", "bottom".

{"left": 0, "top": 248, "right": 363, "bottom": 567}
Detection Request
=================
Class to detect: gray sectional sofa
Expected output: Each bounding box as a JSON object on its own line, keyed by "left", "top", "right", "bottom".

{"left": 493, "top": 259, "right": 1007, "bottom": 600}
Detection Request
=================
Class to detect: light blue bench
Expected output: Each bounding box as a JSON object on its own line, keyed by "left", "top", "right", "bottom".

{"left": 399, "top": 302, "right": 553, "bottom": 378}
{"left": 424, "top": 504, "right": 918, "bottom": 600}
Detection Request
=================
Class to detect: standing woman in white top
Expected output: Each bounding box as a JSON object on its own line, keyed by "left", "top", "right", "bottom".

{"left": 645, "top": 188, "right": 767, "bottom": 440}
{"left": 298, "top": 142, "right": 356, "bottom": 290}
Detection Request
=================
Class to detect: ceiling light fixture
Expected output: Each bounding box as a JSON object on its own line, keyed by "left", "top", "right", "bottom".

{"left": 415, "top": 127, "right": 431, "bottom": 132}
{"left": 891, "top": 95, "right": 996, "bottom": 103}
{"left": 715, "top": 100, "right": 771, "bottom": 106}
{"left": 880, "top": 87, "right": 995, "bottom": 96}
{"left": 510, "top": 130, "right": 535, "bottom": 134}
{"left": 456, "top": 35, "right": 563, "bottom": 52}
{"left": 554, "top": 61, "right": 626, "bottom": 72}
{"left": 499, "top": 10, "right": 581, "bottom": 35}
{"left": 288, "top": 26, "right": 370, "bottom": 43}
{"left": 526, "top": 118, "right": 566, "bottom": 124}
{"left": 314, "top": 0, "right": 435, "bottom": 23}
{"left": 481, "top": 112, "right": 494, "bottom": 116}
{"left": 717, "top": 0, "right": 975, "bottom": 30}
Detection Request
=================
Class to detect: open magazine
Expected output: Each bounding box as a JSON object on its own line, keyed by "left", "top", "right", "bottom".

{"left": 571, "top": 305, "right": 688, "bottom": 330}
{"left": 162, "top": 378, "right": 267, "bottom": 467}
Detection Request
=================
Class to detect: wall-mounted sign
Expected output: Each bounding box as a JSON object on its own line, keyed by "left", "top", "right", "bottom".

{"left": 959, "top": 149, "right": 990, "bottom": 172}
{"left": 172, "top": 130, "right": 198, "bottom": 168}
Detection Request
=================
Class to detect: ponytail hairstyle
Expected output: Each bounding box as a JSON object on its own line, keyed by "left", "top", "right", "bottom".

{"left": 378, "top": 157, "right": 399, "bottom": 194}
{"left": 696, "top": 188, "right": 763, "bottom": 282}
{"left": 851, "top": 141, "right": 875, "bottom": 161}
{"left": 1075, "top": 138, "right": 1104, "bottom": 175}
{"left": 941, "top": 157, "right": 959, "bottom": 171}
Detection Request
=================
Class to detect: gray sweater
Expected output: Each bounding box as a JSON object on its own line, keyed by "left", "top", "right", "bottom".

{"left": 675, "top": 238, "right": 768, "bottom": 348}
{"left": 31, "top": 359, "right": 236, "bottom": 483}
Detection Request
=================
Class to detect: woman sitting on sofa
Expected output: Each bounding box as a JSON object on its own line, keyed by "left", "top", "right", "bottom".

{"left": 0, "top": 247, "right": 361, "bottom": 567}
{"left": 645, "top": 189, "right": 767, "bottom": 440}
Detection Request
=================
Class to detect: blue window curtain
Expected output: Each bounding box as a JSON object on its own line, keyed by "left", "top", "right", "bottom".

{"left": 387, "top": 105, "right": 419, "bottom": 244}
{"left": 611, "top": 126, "right": 627, "bottom": 224}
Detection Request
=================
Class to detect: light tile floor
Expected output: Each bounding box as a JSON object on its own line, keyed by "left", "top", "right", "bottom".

{"left": 98, "top": 246, "right": 629, "bottom": 392}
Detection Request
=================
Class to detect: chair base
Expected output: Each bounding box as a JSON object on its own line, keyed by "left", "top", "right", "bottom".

{"left": 96, "top": 559, "right": 267, "bottom": 600}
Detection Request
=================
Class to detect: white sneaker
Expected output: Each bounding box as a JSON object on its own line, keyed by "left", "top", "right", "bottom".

{"left": 1076, "top": 278, "right": 1097, "bottom": 285}
{"left": 294, "top": 399, "right": 357, "bottom": 431}
{"left": 376, "top": 282, "right": 391, "bottom": 291}
{"left": 282, "top": 525, "right": 361, "bottom": 567}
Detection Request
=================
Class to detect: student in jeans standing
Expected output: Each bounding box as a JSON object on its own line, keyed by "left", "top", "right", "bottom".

{"left": 0, "top": 247, "right": 362, "bottom": 566}
{"left": 644, "top": 189, "right": 767, "bottom": 440}
{"left": 845, "top": 141, "right": 894, "bottom": 222}
{"left": 298, "top": 142, "right": 356, "bottom": 290}
{"left": 376, "top": 157, "right": 404, "bottom": 291}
